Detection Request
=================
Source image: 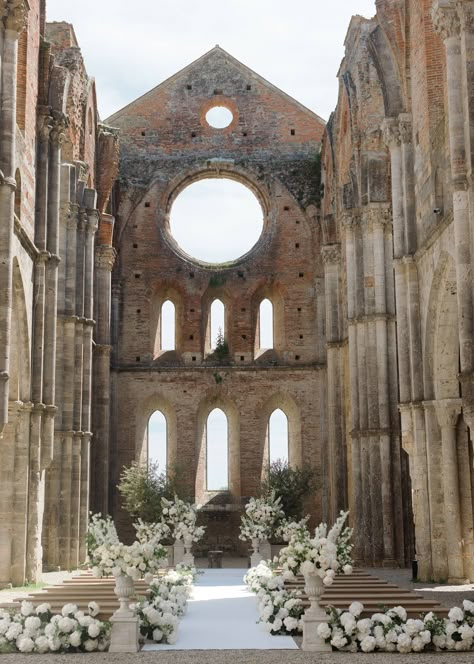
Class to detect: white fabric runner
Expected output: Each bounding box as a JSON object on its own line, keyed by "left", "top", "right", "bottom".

{"left": 142, "top": 568, "right": 299, "bottom": 650}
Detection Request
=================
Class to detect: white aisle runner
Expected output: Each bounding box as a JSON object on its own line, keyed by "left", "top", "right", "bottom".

{"left": 142, "top": 568, "right": 299, "bottom": 650}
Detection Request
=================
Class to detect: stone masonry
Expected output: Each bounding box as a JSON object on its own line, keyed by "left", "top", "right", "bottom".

{"left": 0, "top": 0, "right": 473, "bottom": 583}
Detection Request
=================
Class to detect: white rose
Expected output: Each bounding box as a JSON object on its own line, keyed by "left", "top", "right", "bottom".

{"left": 360, "top": 635, "right": 376, "bottom": 652}
{"left": 69, "top": 631, "right": 82, "bottom": 647}
{"left": 448, "top": 606, "right": 464, "bottom": 623}
{"left": 84, "top": 638, "right": 98, "bottom": 651}
{"left": 34, "top": 635, "right": 50, "bottom": 653}
{"left": 61, "top": 603, "right": 78, "bottom": 617}
{"left": 20, "top": 601, "right": 34, "bottom": 617}
{"left": 88, "top": 623, "right": 100, "bottom": 638}
{"left": 35, "top": 603, "right": 51, "bottom": 615}
{"left": 17, "top": 636, "right": 35, "bottom": 652}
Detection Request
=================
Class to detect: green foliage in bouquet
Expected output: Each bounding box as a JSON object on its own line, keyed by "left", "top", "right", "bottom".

{"left": 118, "top": 461, "right": 186, "bottom": 524}
{"left": 260, "top": 459, "right": 317, "bottom": 521}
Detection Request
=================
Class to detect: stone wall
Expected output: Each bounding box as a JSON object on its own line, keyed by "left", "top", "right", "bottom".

{"left": 104, "top": 47, "right": 327, "bottom": 549}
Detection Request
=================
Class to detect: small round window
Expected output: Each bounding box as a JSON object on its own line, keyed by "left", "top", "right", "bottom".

{"left": 206, "top": 106, "right": 233, "bottom": 129}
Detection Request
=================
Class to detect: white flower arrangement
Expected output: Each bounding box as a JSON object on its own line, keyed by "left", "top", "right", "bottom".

{"left": 278, "top": 510, "right": 353, "bottom": 585}
{"left": 239, "top": 492, "right": 285, "bottom": 542}
{"left": 275, "top": 516, "right": 310, "bottom": 542}
{"left": 318, "top": 599, "right": 474, "bottom": 652}
{"left": 133, "top": 518, "right": 171, "bottom": 544}
{"left": 90, "top": 538, "right": 167, "bottom": 582}
{"left": 132, "top": 565, "right": 196, "bottom": 645}
{"left": 0, "top": 601, "right": 110, "bottom": 653}
{"left": 86, "top": 513, "right": 119, "bottom": 558}
{"left": 161, "top": 496, "right": 205, "bottom": 542}
{"left": 244, "top": 561, "right": 305, "bottom": 635}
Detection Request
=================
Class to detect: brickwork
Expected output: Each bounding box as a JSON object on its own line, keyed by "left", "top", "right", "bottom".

{"left": 103, "top": 47, "right": 326, "bottom": 550}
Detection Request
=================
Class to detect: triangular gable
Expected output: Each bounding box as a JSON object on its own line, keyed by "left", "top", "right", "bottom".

{"left": 107, "top": 45, "right": 325, "bottom": 126}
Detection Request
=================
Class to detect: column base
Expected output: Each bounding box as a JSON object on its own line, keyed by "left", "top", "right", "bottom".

{"left": 447, "top": 577, "right": 470, "bottom": 585}
{"left": 302, "top": 614, "right": 332, "bottom": 652}
{"left": 109, "top": 615, "right": 140, "bottom": 653}
{"left": 382, "top": 559, "right": 399, "bottom": 568}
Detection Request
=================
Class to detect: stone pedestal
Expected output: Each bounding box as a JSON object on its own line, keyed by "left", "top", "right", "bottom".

{"left": 250, "top": 538, "right": 262, "bottom": 568}
{"left": 259, "top": 538, "right": 271, "bottom": 562}
{"left": 302, "top": 573, "right": 332, "bottom": 652}
{"left": 109, "top": 574, "right": 140, "bottom": 652}
{"left": 109, "top": 615, "right": 140, "bottom": 653}
{"left": 173, "top": 539, "right": 184, "bottom": 565}
{"left": 182, "top": 535, "right": 194, "bottom": 566}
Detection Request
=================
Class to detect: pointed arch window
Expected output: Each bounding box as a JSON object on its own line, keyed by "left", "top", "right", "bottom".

{"left": 148, "top": 410, "right": 167, "bottom": 473}
{"left": 268, "top": 408, "right": 289, "bottom": 465}
{"left": 210, "top": 298, "right": 225, "bottom": 350}
{"left": 206, "top": 408, "right": 229, "bottom": 490}
{"left": 259, "top": 298, "right": 274, "bottom": 349}
{"left": 160, "top": 300, "right": 176, "bottom": 351}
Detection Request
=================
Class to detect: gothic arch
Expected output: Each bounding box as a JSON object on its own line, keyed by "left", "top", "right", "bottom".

{"left": 424, "top": 252, "right": 459, "bottom": 401}
{"left": 367, "top": 24, "right": 405, "bottom": 118}
{"left": 258, "top": 392, "right": 302, "bottom": 473}
{"left": 195, "top": 394, "right": 240, "bottom": 503}
{"left": 250, "top": 281, "right": 287, "bottom": 357}
{"left": 201, "top": 286, "right": 234, "bottom": 356}
{"left": 134, "top": 393, "right": 177, "bottom": 471}
{"left": 150, "top": 284, "right": 184, "bottom": 359}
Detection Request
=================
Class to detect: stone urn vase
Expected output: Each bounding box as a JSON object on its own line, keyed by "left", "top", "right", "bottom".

{"left": 182, "top": 533, "right": 195, "bottom": 566}
{"left": 250, "top": 537, "right": 262, "bottom": 568}
{"left": 109, "top": 574, "right": 140, "bottom": 653}
{"left": 302, "top": 571, "right": 332, "bottom": 652}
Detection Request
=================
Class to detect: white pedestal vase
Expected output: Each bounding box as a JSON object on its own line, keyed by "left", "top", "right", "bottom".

{"left": 109, "top": 574, "right": 140, "bottom": 653}
{"left": 173, "top": 539, "right": 184, "bottom": 565}
{"left": 250, "top": 537, "right": 262, "bottom": 568}
{"left": 259, "top": 538, "right": 271, "bottom": 562}
{"left": 302, "top": 572, "right": 332, "bottom": 652}
{"left": 182, "top": 534, "right": 194, "bottom": 566}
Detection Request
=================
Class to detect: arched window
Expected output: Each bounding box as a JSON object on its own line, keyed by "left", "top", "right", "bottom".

{"left": 161, "top": 300, "right": 176, "bottom": 351}
{"left": 148, "top": 410, "right": 167, "bottom": 472}
{"left": 259, "top": 298, "right": 274, "bottom": 349}
{"left": 206, "top": 408, "right": 228, "bottom": 490}
{"left": 210, "top": 298, "right": 225, "bottom": 350}
{"left": 268, "top": 408, "right": 289, "bottom": 464}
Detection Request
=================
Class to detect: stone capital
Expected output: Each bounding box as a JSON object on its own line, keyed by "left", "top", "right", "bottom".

{"left": 363, "top": 206, "right": 392, "bottom": 229}
{"left": 4, "top": 0, "right": 29, "bottom": 35}
{"left": 321, "top": 243, "right": 341, "bottom": 266}
{"left": 86, "top": 209, "right": 100, "bottom": 234}
{"left": 341, "top": 211, "right": 362, "bottom": 229}
{"left": 50, "top": 114, "right": 69, "bottom": 146}
{"left": 434, "top": 398, "right": 462, "bottom": 428}
{"left": 398, "top": 113, "right": 413, "bottom": 144}
{"left": 381, "top": 118, "right": 401, "bottom": 149}
{"left": 37, "top": 113, "right": 53, "bottom": 143}
{"left": 432, "top": 0, "right": 461, "bottom": 40}
{"left": 95, "top": 246, "right": 116, "bottom": 271}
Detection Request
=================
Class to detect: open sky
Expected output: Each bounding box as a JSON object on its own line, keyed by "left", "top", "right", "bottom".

{"left": 46, "top": 0, "right": 376, "bottom": 123}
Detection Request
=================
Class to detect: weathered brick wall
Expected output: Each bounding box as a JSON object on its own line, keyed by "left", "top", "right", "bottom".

{"left": 108, "top": 47, "right": 326, "bottom": 549}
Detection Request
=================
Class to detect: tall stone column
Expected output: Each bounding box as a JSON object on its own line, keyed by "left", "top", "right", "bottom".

{"left": 343, "top": 214, "right": 363, "bottom": 560}
{"left": 91, "top": 241, "right": 116, "bottom": 513}
{"left": 434, "top": 399, "right": 467, "bottom": 583}
{"left": 321, "top": 243, "right": 347, "bottom": 519}
{"left": 0, "top": 1, "right": 28, "bottom": 432}
{"left": 433, "top": 1, "right": 473, "bottom": 377}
